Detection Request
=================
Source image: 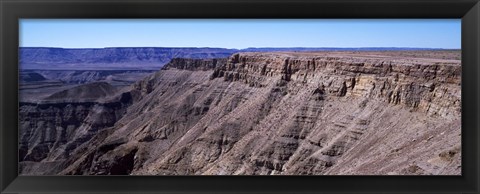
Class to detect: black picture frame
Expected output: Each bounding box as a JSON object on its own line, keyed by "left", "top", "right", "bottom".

{"left": 1, "top": 0, "right": 479, "bottom": 193}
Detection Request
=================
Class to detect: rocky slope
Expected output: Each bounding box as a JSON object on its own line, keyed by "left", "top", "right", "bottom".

{"left": 43, "top": 82, "right": 118, "bottom": 102}
{"left": 19, "top": 51, "right": 461, "bottom": 175}
{"left": 19, "top": 83, "right": 140, "bottom": 174}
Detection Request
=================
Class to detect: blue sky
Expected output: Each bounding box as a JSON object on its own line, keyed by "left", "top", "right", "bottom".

{"left": 20, "top": 19, "right": 461, "bottom": 49}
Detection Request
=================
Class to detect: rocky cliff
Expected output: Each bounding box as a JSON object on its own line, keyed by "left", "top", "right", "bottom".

{"left": 212, "top": 52, "right": 460, "bottom": 119}
{"left": 19, "top": 51, "right": 461, "bottom": 175}
{"left": 19, "top": 83, "right": 141, "bottom": 174}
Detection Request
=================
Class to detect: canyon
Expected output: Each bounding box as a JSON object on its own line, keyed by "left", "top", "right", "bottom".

{"left": 18, "top": 50, "right": 461, "bottom": 175}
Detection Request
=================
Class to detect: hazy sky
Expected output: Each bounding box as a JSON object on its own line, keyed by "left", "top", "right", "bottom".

{"left": 20, "top": 19, "right": 461, "bottom": 49}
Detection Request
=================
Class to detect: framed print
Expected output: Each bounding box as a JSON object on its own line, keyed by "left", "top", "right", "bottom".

{"left": 1, "top": 0, "right": 479, "bottom": 193}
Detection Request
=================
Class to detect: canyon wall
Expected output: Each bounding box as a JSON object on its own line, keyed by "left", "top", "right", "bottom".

{"left": 213, "top": 53, "right": 460, "bottom": 119}
{"left": 19, "top": 83, "right": 141, "bottom": 174}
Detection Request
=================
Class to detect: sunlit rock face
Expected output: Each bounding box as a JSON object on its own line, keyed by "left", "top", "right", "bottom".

{"left": 19, "top": 51, "right": 461, "bottom": 175}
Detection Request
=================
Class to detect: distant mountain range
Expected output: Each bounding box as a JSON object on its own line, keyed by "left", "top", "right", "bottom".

{"left": 20, "top": 47, "right": 236, "bottom": 70}
{"left": 20, "top": 47, "right": 458, "bottom": 70}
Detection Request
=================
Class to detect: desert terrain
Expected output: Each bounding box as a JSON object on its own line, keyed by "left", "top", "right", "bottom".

{"left": 18, "top": 50, "right": 461, "bottom": 175}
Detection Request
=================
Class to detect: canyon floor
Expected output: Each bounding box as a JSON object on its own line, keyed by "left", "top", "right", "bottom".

{"left": 19, "top": 50, "right": 461, "bottom": 175}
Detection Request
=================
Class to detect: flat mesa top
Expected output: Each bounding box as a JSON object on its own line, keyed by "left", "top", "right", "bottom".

{"left": 241, "top": 50, "right": 461, "bottom": 65}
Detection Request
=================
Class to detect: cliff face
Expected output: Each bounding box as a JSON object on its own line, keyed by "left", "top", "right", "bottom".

{"left": 213, "top": 53, "right": 460, "bottom": 119}
{"left": 162, "top": 58, "right": 228, "bottom": 71}
{"left": 19, "top": 51, "right": 461, "bottom": 175}
{"left": 19, "top": 83, "right": 140, "bottom": 174}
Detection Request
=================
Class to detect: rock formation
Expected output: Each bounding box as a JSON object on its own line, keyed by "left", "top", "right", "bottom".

{"left": 19, "top": 51, "right": 461, "bottom": 175}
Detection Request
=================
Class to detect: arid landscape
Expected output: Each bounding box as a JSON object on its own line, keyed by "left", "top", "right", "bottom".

{"left": 19, "top": 49, "right": 461, "bottom": 175}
